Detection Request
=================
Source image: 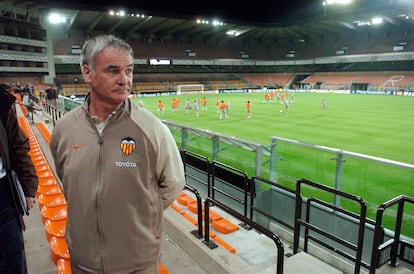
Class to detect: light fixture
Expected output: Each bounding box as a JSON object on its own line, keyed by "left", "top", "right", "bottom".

{"left": 371, "top": 17, "right": 383, "bottom": 25}
{"left": 323, "top": 0, "right": 353, "bottom": 5}
{"left": 47, "top": 13, "right": 66, "bottom": 24}
{"left": 196, "top": 18, "right": 224, "bottom": 25}
{"left": 108, "top": 9, "right": 126, "bottom": 17}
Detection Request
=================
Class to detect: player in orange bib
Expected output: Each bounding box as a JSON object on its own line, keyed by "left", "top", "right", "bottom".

{"left": 246, "top": 100, "right": 251, "bottom": 119}
{"left": 201, "top": 97, "right": 207, "bottom": 110}
{"left": 219, "top": 100, "right": 228, "bottom": 119}
{"left": 157, "top": 100, "right": 164, "bottom": 116}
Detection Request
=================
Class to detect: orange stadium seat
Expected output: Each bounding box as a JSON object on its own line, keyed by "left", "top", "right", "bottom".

{"left": 29, "top": 151, "right": 46, "bottom": 161}
{"left": 34, "top": 164, "right": 52, "bottom": 174}
{"left": 40, "top": 204, "right": 67, "bottom": 224}
{"left": 44, "top": 219, "right": 66, "bottom": 241}
{"left": 176, "top": 192, "right": 195, "bottom": 206}
{"left": 36, "top": 184, "right": 62, "bottom": 198}
{"left": 212, "top": 218, "right": 239, "bottom": 234}
{"left": 56, "top": 258, "right": 71, "bottom": 274}
{"left": 37, "top": 176, "right": 58, "bottom": 187}
{"left": 49, "top": 237, "right": 70, "bottom": 265}
{"left": 36, "top": 168, "right": 55, "bottom": 179}
{"left": 160, "top": 263, "right": 169, "bottom": 274}
{"left": 37, "top": 193, "right": 67, "bottom": 209}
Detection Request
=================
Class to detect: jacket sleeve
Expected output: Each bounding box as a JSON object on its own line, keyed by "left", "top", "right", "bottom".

{"left": 8, "top": 105, "right": 38, "bottom": 197}
{"left": 156, "top": 124, "right": 186, "bottom": 209}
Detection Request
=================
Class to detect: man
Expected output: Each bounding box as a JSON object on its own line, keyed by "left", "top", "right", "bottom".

{"left": 184, "top": 99, "right": 191, "bottom": 114}
{"left": 45, "top": 86, "right": 58, "bottom": 107}
{"left": 246, "top": 100, "right": 251, "bottom": 119}
{"left": 219, "top": 100, "right": 228, "bottom": 119}
{"left": 201, "top": 97, "right": 207, "bottom": 111}
{"left": 50, "top": 35, "right": 185, "bottom": 274}
{"left": 157, "top": 100, "right": 165, "bottom": 117}
{"left": 0, "top": 85, "right": 38, "bottom": 274}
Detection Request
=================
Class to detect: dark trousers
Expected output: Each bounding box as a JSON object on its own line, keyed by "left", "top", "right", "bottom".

{"left": 0, "top": 176, "right": 24, "bottom": 274}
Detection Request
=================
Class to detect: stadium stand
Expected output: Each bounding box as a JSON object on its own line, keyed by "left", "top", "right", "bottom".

{"left": 301, "top": 72, "right": 414, "bottom": 90}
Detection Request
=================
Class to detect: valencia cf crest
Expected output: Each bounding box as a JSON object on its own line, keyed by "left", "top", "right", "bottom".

{"left": 120, "top": 137, "right": 136, "bottom": 156}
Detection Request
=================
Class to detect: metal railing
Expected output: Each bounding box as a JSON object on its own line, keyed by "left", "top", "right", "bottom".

{"left": 203, "top": 197, "right": 285, "bottom": 274}
{"left": 370, "top": 195, "right": 414, "bottom": 273}
{"left": 183, "top": 184, "right": 204, "bottom": 239}
{"left": 293, "top": 178, "right": 367, "bottom": 274}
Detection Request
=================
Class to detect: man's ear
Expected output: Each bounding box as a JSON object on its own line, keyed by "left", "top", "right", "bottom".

{"left": 82, "top": 64, "right": 92, "bottom": 83}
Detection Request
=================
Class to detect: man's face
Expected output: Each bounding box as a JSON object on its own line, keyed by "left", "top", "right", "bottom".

{"left": 82, "top": 46, "right": 133, "bottom": 106}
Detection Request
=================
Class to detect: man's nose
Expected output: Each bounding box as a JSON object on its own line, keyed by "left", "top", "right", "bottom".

{"left": 118, "top": 72, "right": 129, "bottom": 84}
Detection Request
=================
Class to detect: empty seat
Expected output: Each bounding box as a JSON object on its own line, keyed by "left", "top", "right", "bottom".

{"left": 49, "top": 237, "right": 70, "bottom": 265}
{"left": 34, "top": 164, "right": 52, "bottom": 174}
{"left": 36, "top": 184, "right": 62, "bottom": 198}
{"left": 187, "top": 200, "right": 201, "bottom": 214}
{"left": 56, "top": 258, "right": 71, "bottom": 274}
{"left": 40, "top": 204, "right": 67, "bottom": 224}
{"left": 38, "top": 193, "right": 67, "bottom": 209}
{"left": 44, "top": 219, "right": 66, "bottom": 241}
{"left": 208, "top": 211, "right": 223, "bottom": 224}
{"left": 176, "top": 193, "right": 195, "bottom": 206}
{"left": 212, "top": 218, "right": 239, "bottom": 234}
{"left": 36, "top": 169, "right": 55, "bottom": 179}
{"left": 160, "top": 263, "right": 169, "bottom": 274}
{"left": 37, "top": 176, "right": 58, "bottom": 186}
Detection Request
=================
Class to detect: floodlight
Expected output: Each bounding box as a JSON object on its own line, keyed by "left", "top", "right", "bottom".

{"left": 48, "top": 13, "right": 66, "bottom": 24}
{"left": 324, "top": 0, "right": 353, "bottom": 5}
{"left": 212, "top": 20, "right": 224, "bottom": 26}
{"left": 337, "top": 0, "right": 352, "bottom": 4}
{"left": 226, "top": 30, "right": 239, "bottom": 36}
{"left": 371, "top": 17, "right": 383, "bottom": 25}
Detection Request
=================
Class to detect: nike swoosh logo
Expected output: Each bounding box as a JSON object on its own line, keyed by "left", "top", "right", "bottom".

{"left": 72, "top": 144, "right": 86, "bottom": 150}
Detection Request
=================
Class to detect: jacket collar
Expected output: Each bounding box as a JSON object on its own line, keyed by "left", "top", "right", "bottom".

{"left": 82, "top": 92, "right": 130, "bottom": 120}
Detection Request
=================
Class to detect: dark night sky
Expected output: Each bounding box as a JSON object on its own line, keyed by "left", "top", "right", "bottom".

{"left": 38, "top": 0, "right": 329, "bottom": 24}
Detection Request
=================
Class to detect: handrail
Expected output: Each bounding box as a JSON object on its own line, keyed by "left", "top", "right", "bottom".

{"left": 293, "top": 178, "right": 367, "bottom": 274}
{"left": 203, "top": 197, "right": 284, "bottom": 274}
{"left": 183, "top": 184, "right": 204, "bottom": 239}
{"left": 41, "top": 103, "right": 64, "bottom": 126}
{"left": 370, "top": 195, "right": 414, "bottom": 274}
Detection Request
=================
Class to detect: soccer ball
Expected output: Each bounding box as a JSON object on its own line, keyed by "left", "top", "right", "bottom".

{"left": 280, "top": 110, "right": 282, "bottom": 112}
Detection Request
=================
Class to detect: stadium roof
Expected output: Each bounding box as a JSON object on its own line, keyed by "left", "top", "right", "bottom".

{"left": 3, "top": 0, "right": 414, "bottom": 47}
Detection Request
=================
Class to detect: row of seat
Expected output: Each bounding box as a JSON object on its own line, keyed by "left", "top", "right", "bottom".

{"left": 16, "top": 106, "right": 72, "bottom": 273}
{"left": 172, "top": 192, "right": 239, "bottom": 254}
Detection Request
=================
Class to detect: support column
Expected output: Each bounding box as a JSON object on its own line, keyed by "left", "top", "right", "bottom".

{"left": 43, "top": 27, "right": 56, "bottom": 84}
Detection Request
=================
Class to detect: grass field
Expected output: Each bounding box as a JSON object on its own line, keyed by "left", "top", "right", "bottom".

{"left": 131, "top": 92, "right": 414, "bottom": 235}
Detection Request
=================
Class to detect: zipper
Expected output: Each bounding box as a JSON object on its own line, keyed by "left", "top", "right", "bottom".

{"left": 88, "top": 113, "right": 106, "bottom": 273}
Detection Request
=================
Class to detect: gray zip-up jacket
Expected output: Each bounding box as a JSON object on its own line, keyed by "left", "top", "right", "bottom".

{"left": 50, "top": 96, "right": 185, "bottom": 273}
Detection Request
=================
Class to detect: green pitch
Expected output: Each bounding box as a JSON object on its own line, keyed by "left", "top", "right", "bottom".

{"left": 132, "top": 92, "right": 414, "bottom": 235}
